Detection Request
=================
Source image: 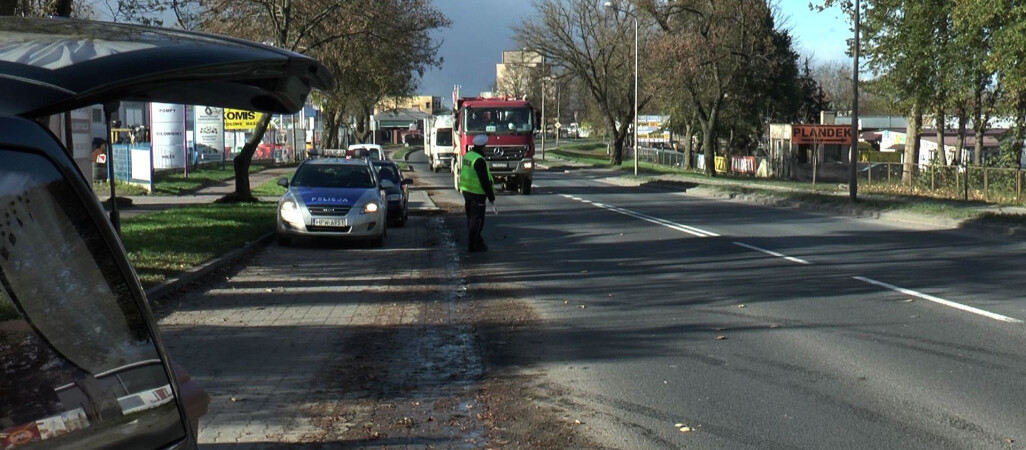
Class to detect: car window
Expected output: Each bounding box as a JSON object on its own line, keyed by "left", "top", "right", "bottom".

{"left": 293, "top": 165, "right": 375, "bottom": 189}
{"left": 0, "top": 148, "right": 185, "bottom": 449}
{"left": 376, "top": 166, "right": 400, "bottom": 183}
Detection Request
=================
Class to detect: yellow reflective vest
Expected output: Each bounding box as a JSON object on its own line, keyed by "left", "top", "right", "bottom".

{"left": 459, "top": 151, "right": 493, "bottom": 194}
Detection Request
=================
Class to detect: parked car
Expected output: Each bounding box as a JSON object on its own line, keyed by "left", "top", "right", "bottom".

{"left": 346, "top": 143, "right": 385, "bottom": 160}
{"left": 0, "top": 16, "right": 333, "bottom": 449}
{"left": 371, "top": 160, "right": 413, "bottom": 227}
{"left": 276, "top": 159, "right": 390, "bottom": 247}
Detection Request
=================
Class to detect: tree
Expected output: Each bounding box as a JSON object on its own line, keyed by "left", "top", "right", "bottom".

{"left": 642, "top": 0, "right": 780, "bottom": 175}
{"left": 515, "top": 0, "right": 651, "bottom": 166}
{"left": 314, "top": 1, "right": 448, "bottom": 148}
{"left": 197, "top": 0, "right": 446, "bottom": 200}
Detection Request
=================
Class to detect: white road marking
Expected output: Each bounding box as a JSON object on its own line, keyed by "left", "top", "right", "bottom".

{"left": 560, "top": 194, "right": 719, "bottom": 238}
{"left": 733, "top": 241, "right": 811, "bottom": 265}
{"left": 854, "top": 276, "right": 1023, "bottom": 323}
{"left": 557, "top": 190, "right": 1022, "bottom": 324}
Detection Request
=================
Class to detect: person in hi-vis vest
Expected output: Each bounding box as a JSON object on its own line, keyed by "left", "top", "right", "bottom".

{"left": 459, "top": 134, "right": 496, "bottom": 252}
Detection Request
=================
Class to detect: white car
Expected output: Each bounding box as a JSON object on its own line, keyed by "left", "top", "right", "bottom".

{"left": 346, "top": 143, "right": 385, "bottom": 160}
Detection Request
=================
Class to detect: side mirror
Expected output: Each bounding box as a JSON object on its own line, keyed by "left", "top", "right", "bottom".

{"left": 380, "top": 179, "right": 396, "bottom": 189}
{"left": 277, "top": 177, "right": 289, "bottom": 188}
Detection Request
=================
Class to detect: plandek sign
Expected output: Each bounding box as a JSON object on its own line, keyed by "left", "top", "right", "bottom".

{"left": 791, "top": 125, "right": 853, "bottom": 145}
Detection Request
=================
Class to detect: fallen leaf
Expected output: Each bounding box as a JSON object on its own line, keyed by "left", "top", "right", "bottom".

{"left": 574, "top": 419, "right": 583, "bottom": 425}
{"left": 716, "top": 335, "right": 727, "bottom": 340}
{"left": 230, "top": 397, "right": 238, "bottom": 402}
{"left": 674, "top": 423, "right": 685, "bottom": 428}
{"left": 679, "top": 426, "right": 692, "bottom": 433}
{"left": 579, "top": 305, "right": 586, "bottom": 309}
{"left": 737, "top": 304, "right": 746, "bottom": 308}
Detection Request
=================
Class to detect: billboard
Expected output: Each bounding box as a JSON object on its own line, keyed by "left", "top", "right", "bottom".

{"left": 791, "top": 125, "right": 852, "bottom": 145}
{"left": 150, "top": 103, "right": 187, "bottom": 169}
{"left": 224, "top": 109, "right": 261, "bottom": 130}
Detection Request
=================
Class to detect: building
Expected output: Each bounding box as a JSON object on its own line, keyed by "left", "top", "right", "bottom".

{"left": 495, "top": 50, "right": 542, "bottom": 98}
{"left": 375, "top": 95, "right": 443, "bottom": 115}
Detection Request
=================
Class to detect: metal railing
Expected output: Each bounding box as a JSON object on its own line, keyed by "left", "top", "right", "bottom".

{"left": 627, "top": 145, "right": 1026, "bottom": 205}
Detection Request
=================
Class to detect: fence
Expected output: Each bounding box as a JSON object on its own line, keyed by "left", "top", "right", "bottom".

{"left": 858, "top": 162, "right": 1024, "bottom": 204}
{"left": 628, "top": 146, "right": 1026, "bottom": 205}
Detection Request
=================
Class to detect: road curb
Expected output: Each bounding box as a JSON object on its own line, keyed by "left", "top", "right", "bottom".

{"left": 146, "top": 232, "right": 274, "bottom": 303}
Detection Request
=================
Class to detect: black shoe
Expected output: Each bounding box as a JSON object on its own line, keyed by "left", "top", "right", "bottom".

{"left": 469, "top": 244, "right": 488, "bottom": 252}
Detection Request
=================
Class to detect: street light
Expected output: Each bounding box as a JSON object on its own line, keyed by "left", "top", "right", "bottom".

{"left": 604, "top": 0, "right": 639, "bottom": 176}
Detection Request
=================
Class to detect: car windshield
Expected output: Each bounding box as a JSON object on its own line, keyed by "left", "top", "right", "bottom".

{"left": 0, "top": 148, "right": 184, "bottom": 449}
{"left": 464, "top": 107, "right": 532, "bottom": 133}
{"left": 292, "top": 164, "right": 375, "bottom": 188}
{"left": 375, "top": 165, "right": 400, "bottom": 183}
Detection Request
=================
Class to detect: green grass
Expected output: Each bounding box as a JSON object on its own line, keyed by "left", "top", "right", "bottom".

{"left": 92, "top": 163, "right": 282, "bottom": 197}
{"left": 120, "top": 202, "right": 276, "bottom": 287}
{"left": 548, "top": 147, "right": 1026, "bottom": 226}
{"left": 252, "top": 177, "right": 287, "bottom": 197}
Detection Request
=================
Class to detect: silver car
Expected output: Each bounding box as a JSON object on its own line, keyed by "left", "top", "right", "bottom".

{"left": 276, "top": 158, "right": 391, "bottom": 247}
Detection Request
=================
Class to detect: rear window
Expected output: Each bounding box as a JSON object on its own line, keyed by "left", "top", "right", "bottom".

{"left": 0, "top": 149, "right": 184, "bottom": 449}
{"left": 292, "top": 164, "right": 375, "bottom": 189}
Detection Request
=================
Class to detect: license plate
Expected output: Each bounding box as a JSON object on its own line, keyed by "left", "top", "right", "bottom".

{"left": 313, "top": 218, "right": 347, "bottom": 227}
{"left": 491, "top": 162, "right": 509, "bottom": 169}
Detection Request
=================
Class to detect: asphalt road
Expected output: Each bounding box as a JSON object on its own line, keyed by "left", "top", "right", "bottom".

{"left": 407, "top": 149, "right": 1026, "bottom": 449}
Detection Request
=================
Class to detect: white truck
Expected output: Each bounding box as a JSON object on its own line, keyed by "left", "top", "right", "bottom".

{"left": 424, "top": 114, "right": 454, "bottom": 172}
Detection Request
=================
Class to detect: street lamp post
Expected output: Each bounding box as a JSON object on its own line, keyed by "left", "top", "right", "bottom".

{"left": 541, "top": 76, "right": 546, "bottom": 160}
{"left": 604, "top": 1, "right": 639, "bottom": 176}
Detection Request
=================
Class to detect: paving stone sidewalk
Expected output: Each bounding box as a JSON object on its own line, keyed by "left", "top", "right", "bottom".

{"left": 155, "top": 210, "right": 483, "bottom": 448}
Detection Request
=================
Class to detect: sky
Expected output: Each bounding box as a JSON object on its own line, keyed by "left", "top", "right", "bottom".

{"left": 418, "top": 0, "right": 853, "bottom": 104}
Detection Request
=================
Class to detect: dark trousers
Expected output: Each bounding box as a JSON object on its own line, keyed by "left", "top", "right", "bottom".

{"left": 463, "top": 191, "right": 487, "bottom": 250}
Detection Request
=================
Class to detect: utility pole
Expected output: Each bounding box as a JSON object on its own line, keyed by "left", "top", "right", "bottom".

{"left": 849, "top": 0, "right": 860, "bottom": 202}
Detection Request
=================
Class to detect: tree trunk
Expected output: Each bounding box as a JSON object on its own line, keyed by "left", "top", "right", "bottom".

{"left": 972, "top": 82, "right": 986, "bottom": 166}
{"left": 1015, "top": 91, "right": 1026, "bottom": 169}
{"left": 903, "top": 102, "right": 922, "bottom": 185}
{"left": 935, "top": 108, "right": 946, "bottom": 165}
{"left": 683, "top": 122, "right": 694, "bottom": 170}
{"left": 953, "top": 106, "right": 967, "bottom": 166}
{"left": 701, "top": 105, "right": 721, "bottom": 177}
{"left": 231, "top": 113, "right": 273, "bottom": 201}
{"left": 702, "top": 121, "right": 716, "bottom": 177}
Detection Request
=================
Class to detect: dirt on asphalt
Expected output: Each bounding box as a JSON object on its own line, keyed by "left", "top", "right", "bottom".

{"left": 154, "top": 203, "right": 603, "bottom": 448}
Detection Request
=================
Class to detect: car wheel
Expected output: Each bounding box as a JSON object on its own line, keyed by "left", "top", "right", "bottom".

{"left": 396, "top": 207, "right": 407, "bottom": 227}
{"left": 520, "top": 177, "right": 532, "bottom": 195}
{"left": 277, "top": 234, "right": 291, "bottom": 246}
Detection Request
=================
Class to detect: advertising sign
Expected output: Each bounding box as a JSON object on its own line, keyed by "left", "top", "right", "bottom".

{"left": 150, "top": 103, "right": 186, "bottom": 169}
{"left": 194, "top": 106, "right": 225, "bottom": 163}
{"left": 791, "top": 125, "right": 852, "bottom": 145}
{"left": 224, "top": 108, "right": 261, "bottom": 130}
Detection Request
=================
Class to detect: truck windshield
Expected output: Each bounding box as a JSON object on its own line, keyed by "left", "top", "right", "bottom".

{"left": 435, "top": 130, "right": 452, "bottom": 147}
{"left": 464, "top": 107, "right": 532, "bottom": 134}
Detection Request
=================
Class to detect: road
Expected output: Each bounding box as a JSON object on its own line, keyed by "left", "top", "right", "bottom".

{"left": 408, "top": 148, "right": 1026, "bottom": 449}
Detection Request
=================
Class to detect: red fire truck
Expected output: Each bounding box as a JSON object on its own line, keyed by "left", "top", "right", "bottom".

{"left": 451, "top": 88, "right": 537, "bottom": 195}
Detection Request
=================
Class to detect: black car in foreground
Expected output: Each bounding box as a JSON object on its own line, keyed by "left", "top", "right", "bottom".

{"left": 371, "top": 160, "right": 413, "bottom": 227}
{"left": 0, "top": 17, "right": 333, "bottom": 449}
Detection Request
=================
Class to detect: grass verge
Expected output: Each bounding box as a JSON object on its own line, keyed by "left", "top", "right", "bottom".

{"left": 549, "top": 146, "right": 1026, "bottom": 226}
{"left": 121, "top": 202, "right": 276, "bottom": 288}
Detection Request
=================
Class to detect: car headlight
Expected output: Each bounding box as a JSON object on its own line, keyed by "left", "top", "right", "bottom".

{"left": 279, "top": 199, "right": 304, "bottom": 227}
{"left": 362, "top": 202, "right": 380, "bottom": 214}
{"left": 522, "top": 161, "right": 534, "bottom": 169}
{"left": 386, "top": 193, "right": 401, "bottom": 201}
